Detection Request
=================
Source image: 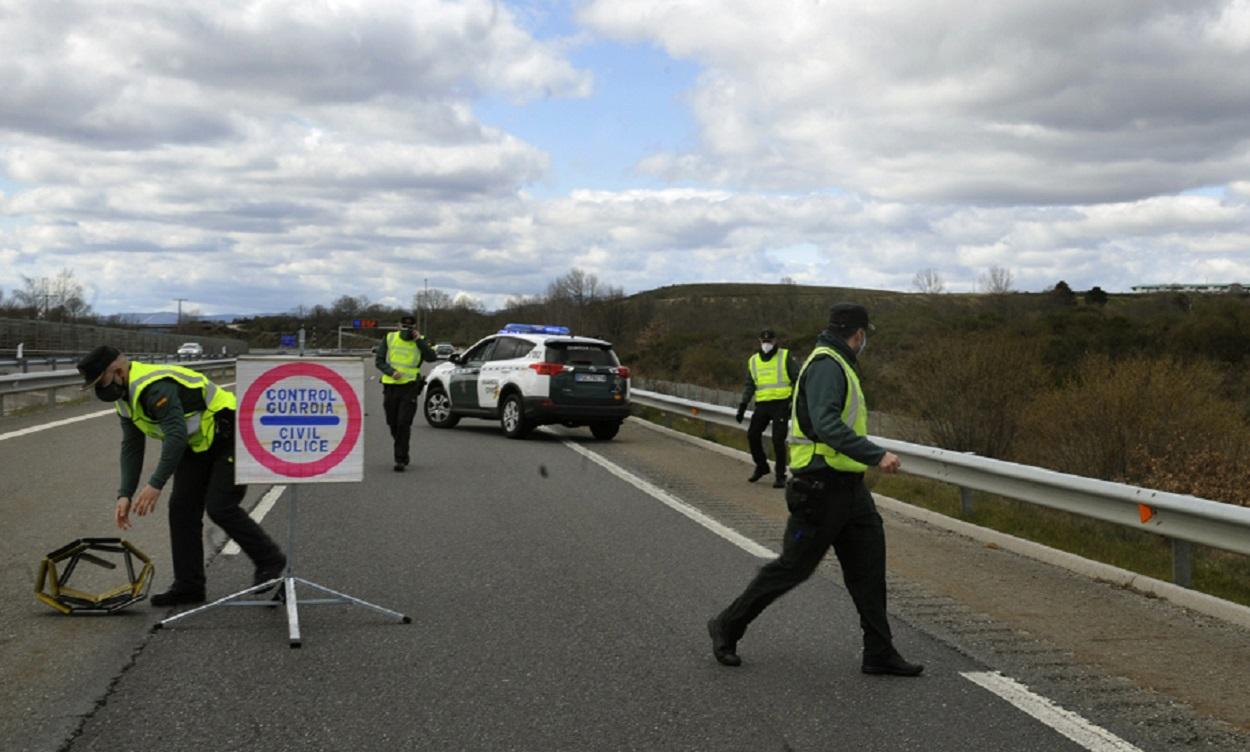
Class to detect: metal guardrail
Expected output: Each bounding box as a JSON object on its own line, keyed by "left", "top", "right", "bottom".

{"left": 631, "top": 388, "right": 1250, "bottom": 588}
{"left": 0, "top": 359, "right": 237, "bottom": 416}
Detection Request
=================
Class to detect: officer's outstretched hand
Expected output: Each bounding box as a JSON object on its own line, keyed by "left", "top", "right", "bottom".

{"left": 878, "top": 452, "right": 902, "bottom": 474}
{"left": 132, "top": 484, "right": 162, "bottom": 517}
{"left": 115, "top": 497, "right": 132, "bottom": 530}
{"left": 735, "top": 404, "right": 746, "bottom": 424}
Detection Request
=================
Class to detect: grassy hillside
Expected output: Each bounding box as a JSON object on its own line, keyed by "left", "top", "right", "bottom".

{"left": 229, "top": 279, "right": 1250, "bottom": 505}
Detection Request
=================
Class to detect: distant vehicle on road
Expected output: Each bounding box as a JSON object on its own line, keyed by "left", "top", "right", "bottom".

{"left": 176, "top": 342, "right": 204, "bottom": 357}
{"left": 434, "top": 342, "right": 456, "bottom": 360}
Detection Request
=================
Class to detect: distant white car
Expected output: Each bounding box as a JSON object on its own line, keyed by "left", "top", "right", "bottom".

{"left": 176, "top": 342, "right": 204, "bottom": 357}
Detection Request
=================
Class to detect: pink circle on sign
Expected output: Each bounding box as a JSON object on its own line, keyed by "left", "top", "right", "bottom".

{"left": 238, "top": 362, "right": 362, "bottom": 478}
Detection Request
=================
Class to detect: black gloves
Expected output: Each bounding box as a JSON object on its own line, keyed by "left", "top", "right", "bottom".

{"left": 736, "top": 404, "right": 746, "bottom": 424}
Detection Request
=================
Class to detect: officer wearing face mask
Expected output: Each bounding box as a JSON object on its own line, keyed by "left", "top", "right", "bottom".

{"left": 374, "top": 314, "right": 436, "bottom": 472}
{"left": 736, "top": 329, "right": 799, "bottom": 488}
{"left": 708, "top": 303, "right": 923, "bottom": 677}
{"left": 76, "top": 345, "right": 286, "bottom": 607}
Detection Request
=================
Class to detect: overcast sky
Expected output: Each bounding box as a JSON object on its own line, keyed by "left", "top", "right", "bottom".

{"left": 2, "top": 0, "right": 1249, "bottom": 315}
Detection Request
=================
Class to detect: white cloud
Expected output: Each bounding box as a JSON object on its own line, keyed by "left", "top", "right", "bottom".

{"left": 581, "top": 0, "right": 1250, "bottom": 204}
{"left": 2, "top": 1, "right": 1249, "bottom": 317}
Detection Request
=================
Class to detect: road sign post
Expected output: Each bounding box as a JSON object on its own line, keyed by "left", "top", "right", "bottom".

{"left": 158, "top": 356, "right": 409, "bottom": 646}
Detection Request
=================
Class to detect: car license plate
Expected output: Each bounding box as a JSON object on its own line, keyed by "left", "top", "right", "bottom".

{"left": 575, "top": 373, "right": 607, "bottom": 382}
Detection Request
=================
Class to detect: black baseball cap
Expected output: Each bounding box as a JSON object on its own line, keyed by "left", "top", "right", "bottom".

{"left": 828, "top": 303, "right": 874, "bottom": 333}
{"left": 759, "top": 328, "right": 776, "bottom": 340}
{"left": 77, "top": 345, "right": 120, "bottom": 389}
{"left": 400, "top": 315, "right": 416, "bottom": 326}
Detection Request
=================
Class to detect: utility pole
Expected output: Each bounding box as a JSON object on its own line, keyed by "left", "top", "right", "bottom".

{"left": 423, "top": 277, "right": 429, "bottom": 333}
{"left": 174, "top": 298, "right": 188, "bottom": 328}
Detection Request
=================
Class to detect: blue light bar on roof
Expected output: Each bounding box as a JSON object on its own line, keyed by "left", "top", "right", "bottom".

{"left": 499, "top": 323, "right": 571, "bottom": 336}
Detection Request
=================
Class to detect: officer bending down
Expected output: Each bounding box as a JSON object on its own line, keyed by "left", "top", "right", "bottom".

{"left": 736, "top": 328, "right": 799, "bottom": 488}
{"left": 708, "top": 304, "right": 923, "bottom": 676}
{"left": 374, "top": 314, "right": 436, "bottom": 472}
{"left": 78, "top": 345, "right": 286, "bottom": 607}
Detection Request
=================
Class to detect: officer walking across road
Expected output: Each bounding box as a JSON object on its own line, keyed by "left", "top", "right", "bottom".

{"left": 708, "top": 304, "right": 923, "bottom": 676}
{"left": 736, "top": 328, "right": 799, "bottom": 488}
{"left": 375, "top": 314, "right": 437, "bottom": 472}
{"left": 77, "top": 345, "right": 286, "bottom": 607}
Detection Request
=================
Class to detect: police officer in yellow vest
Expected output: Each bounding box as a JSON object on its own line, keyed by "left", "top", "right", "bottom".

{"left": 709, "top": 304, "right": 923, "bottom": 676}
{"left": 77, "top": 345, "right": 286, "bottom": 607}
{"left": 736, "top": 328, "right": 798, "bottom": 488}
{"left": 374, "top": 314, "right": 436, "bottom": 472}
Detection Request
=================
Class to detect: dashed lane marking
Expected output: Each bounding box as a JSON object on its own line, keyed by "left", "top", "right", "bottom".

{"left": 221, "top": 484, "right": 286, "bottom": 555}
{"left": 0, "top": 408, "right": 115, "bottom": 441}
{"left": 557, "top": 436, "right": 775, "bottom": 560}
{"left": 559, "top": 435, "right": 1145, "bottom": 752}
{"left": 0, "top": 381, "right": 237, "bottom": 442}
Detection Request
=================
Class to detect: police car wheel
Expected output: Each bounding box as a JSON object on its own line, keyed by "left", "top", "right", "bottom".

{"left": 590, "top": 421, "right": 621, "bottom": 440}
{"left": 500, "top": 394, "right": 531, "bottom": 439}
{"left": 423, "top": 386, "right": 459, "bottom": 428}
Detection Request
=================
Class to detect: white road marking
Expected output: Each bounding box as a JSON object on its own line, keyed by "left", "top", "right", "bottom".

{"left": 561, "top": 434, "right": 1140, "bottom": 751}
{"left": 222, "top": 484, "right": 286, "bottom": 555}
{"left": 0, "top": 381, "right": 237, "bottom": 442}
{"left": 557, "top": 437, "right": 774, "bottom": 559}
{"left": 961, "top": 671, "right": 1144, "bottom": 752}
{"left": 0, "top": 409, "right": 115, "bottom": 441}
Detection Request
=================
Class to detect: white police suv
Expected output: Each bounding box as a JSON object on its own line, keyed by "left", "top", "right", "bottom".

{"left": 422, "top": 324, "right": 631, "bottom": 440}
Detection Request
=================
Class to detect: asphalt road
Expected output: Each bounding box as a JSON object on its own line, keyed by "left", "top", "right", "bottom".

{"left": 2, "top": 367, "right": 1247, "bottom": 751}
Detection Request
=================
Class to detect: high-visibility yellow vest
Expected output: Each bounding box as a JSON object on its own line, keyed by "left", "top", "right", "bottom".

{"left": 748, "top": 348, "right": 793, "bottom": 402}
{"left": 381, "top": 331, "right": 422, "bottom": 384}
{"left": 787, "top": 345, "right": 869, "bottom": 473}
{"left": 115, "top": 361, "right": 234, "bottom": 453}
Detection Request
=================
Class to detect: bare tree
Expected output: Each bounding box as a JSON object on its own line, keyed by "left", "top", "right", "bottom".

{"left": 912, "top": 268, "right": 946, "bottom": 294}
{"left": 979, "top": 266, "right": 1014, "bottom": 294}
{"left": 413, "top": 288, "right": 454, "bottom": 313}
{"left": 452, "top": 293, "right": 485, "bottom": 312}
{"left": 13, "top": 269, "right": 93, "bottom": 320}
{"left": 330, "top": 295, "right": 370, "bottom": 320}
{"left": 546, "top": 268, "right": 601, "bottom": 306}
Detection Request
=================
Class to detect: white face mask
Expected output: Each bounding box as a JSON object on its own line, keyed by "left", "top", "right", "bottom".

{"left": 760, "top": 342, "right": 775, "bottom": 353}
{"left": 856, "top": 331, "right": 868, "bottom": 355}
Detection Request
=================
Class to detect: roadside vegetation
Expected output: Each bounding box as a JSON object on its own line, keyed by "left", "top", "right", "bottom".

{"left": 12, "top": 267, "right": 1245, "bottom": 507}
{"left": 8, "top": 268, "right": 1250, "bottom": 598}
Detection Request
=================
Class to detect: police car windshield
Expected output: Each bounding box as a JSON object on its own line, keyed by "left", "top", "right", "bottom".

{"left": 545, "top": 343, "right": 618, "bottom": 366}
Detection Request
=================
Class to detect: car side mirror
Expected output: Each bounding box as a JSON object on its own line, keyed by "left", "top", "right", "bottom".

{"left": 449, "top": 353, "right": 462, "bottom": 365}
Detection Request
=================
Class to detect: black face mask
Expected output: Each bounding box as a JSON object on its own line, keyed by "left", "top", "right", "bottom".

{"left": 94, "top": 382, "right": 127, "bottom": 403}
{"left": 400, "top": 327, "right": 416, "bottom": 341}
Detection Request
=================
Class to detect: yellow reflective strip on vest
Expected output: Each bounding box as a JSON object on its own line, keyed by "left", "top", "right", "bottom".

{"left": 383, "top": 331, "right": 422, "bottom": 383}
{"left": 122, "top": 361, "right": 225, "bottom": 453}
{"left": 786, "top": 345, "right": 868, "bottom": 473}
{"left": 750, "top": 349, "right": 793, "bottom": 401}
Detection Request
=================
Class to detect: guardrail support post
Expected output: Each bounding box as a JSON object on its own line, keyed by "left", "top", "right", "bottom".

{"left": 1171, "top": 539, "right": 1194, "bottom": 588}
{"left": 959, "top": 486, "right": 975, "bottom": 515}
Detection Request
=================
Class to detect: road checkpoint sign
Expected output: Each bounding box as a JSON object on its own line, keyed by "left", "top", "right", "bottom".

{"left": 235, "top": 356, "right": 364, "bottom": 484}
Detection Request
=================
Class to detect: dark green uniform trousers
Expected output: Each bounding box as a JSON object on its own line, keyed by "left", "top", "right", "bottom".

{"left": 716, "top": 470, "right": 897, "bottom": 660}
{"left": 168, "top": 411, "right": 284, "bottom": 591}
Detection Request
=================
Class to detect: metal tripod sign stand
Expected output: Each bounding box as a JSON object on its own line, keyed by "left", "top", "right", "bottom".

{"left": 157, "top": 356, "right": 408, "bottom": 647}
